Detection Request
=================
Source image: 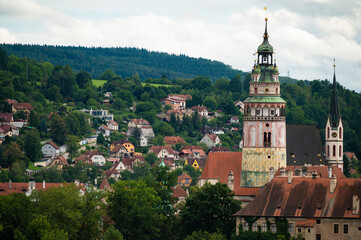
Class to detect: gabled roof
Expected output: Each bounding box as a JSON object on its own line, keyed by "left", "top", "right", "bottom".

{"left": 131, "top": 118, "right": 150, "bottom": 126}
{"left": 13, "top": 103, "right": 34, "bottom": 111}
{"left": 99, "top": 124, "right": 110, "bottom": 130}
{"left": 187, "top": 158, "right": 207, "bottom": 169}
{"left": 149, "top": 146, "right": 175, "bottom": 155}
{"left": 169, "top": 94, "right": 192, "bottom": 100}
{"left": 200, "top": 152, "right": 242, "bottom": 187}
{"left": 122, "top": 156, "right": 146, "bottom": 166}
{"left": 99, "top": 177, "right": 110, "bottom": 190}
{"left": 110, "top": 144, "right": 127, "bottom": 153}
{"left": 172, "top": 185, "right": 187, "bottom": 198}
{"left": 164, "top": 136, "right": 185, "bottom": 145}
{"left": 286, "top": 124, "right": 324, "bottom": 166}
{"left": 111, "top": 139, "right": 133, "bottom": 146}
{"left": 234, "top": 177, "right": 361, "bottom": 218}
{"left": 274, "top": 165, "right": 345, "bottom": 179}
{"left": 45, "top": 141, "right": 60, "bottom": 150}
{"left": 0, "top": 113, "right": 13, "bottom": 122}
{"left": 0, "top": 124, "right": 11, "bottom": 132}
{"left": 209, "top": 147, "right": 231, "bottom": 152}
{"left": 105, "top": 168, "right": 119, "bottom": 178}
{"left": 107, "top": 120, "right": 118, "bottom": 126}
{"left": 0, "top": 182, "right": 63, "bottom": 195}
{"left": 191, "top": 105, "right": 208, "bottom": 112}
{"left": 51, "top": 155, "right": 68, "bottom": 165}
{"left": 206, "top": 133, "right": 220, "bottom": 143}
{"left": 178, "top": 172, "right": 192, "bottom": 181}
{"left": 344, "top": 152, "right": 358, "bottom": 161}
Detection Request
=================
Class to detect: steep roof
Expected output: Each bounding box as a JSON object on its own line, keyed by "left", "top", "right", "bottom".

{"left": 235, "top": 177, "right": 361, "bottom": 218}
{"left": 0, "top": 113, "right": 13, "bottom": 122}
{"left": 187, "top": 158, "right": 207, "bottom": 169}
{"left": 178, "top": 172, "right": 192, "bottom": 181}
{"left": 172, "top": 185, "right": 187, "bottom": 199}
{"left": 191, "top": 105, "right": 209, "bottom": 112}
{"left": 131, "top": 118, "right": 150, "bottom": 126}
{"left": 99, "top": 177, "right": 110, "bottom": 190}
{"left": 200, "top": 151, "right": 242, "bottom": 186}
{"left": 164, "top": 136, "right": 185, "bottom": 145}
{"left": 99, "top": 124, "right": 109, "bottom": 130}
{"left": 45, "top": 141, "right": 60, "bottom": 150}
{"left": 206, "top": 133, "right": 221, "bottom": 143}
{"left": 0, "top": 182, "right": 63, "bottom": 195}
{"left": 149, "top": 145, "right": 175, "bottom": 155}
{"left": 286, "top": 124, "right": 324, "bottom": 166}
{"left": 344, "top": 152, "right": 358, "bottom": 161}
{"left": 107, "top": 120, "right": 118, "bottom": 126}
{"left": 13, "top": 103, "right": 34, "bottom": 111}
{"left": 111, "top": 139, "right": 133, "bottom": 146}
{"left": 274, "top": 165, "right": 345, "bottom": 179}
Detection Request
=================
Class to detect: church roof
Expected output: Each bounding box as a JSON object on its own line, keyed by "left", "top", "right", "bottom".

{"left": 329, "top": 67, "right": 340, "bottom": 128}
{"left": 286, "top": 124, "right": 325, "bottom": 166}
{"left": 257, "top": 18, "right": 273, "bottom": 53}
{"left": 243, "top": 96, "right": 286, "bottom": 103}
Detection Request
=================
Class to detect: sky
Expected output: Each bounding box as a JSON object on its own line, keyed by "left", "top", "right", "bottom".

{"left": 0, "top": 0, "right": 361, "bottom": 92}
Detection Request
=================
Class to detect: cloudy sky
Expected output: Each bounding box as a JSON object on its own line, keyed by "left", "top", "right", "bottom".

{"left": 0, "top": 0, "right": 361, "bottom": 91}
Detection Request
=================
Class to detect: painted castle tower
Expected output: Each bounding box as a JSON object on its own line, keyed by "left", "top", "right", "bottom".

{"left": 325, "top": 62, "right": 343, "bottom": 171}
{"left": 241, "top": 18, "right": 287, "bottom": 187}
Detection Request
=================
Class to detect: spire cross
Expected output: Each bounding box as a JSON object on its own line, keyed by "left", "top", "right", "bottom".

{"left": 333, "top": 58, "right": 336, "bottom": 72}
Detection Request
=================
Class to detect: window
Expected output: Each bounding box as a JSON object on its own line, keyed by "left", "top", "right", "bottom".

{"left": 270, "top": 109, "right": 275, "bottom": 116}
{"left": 327, "top": 146, "right": 330, "bottom": 157}
{"left": 316, "top": 219, "right": 321, "bottom": 224}
{"left": 256, "top": 109, "right": 261, "bottom": 116}
{"left": 308, "top": 228, "right": 311, "bottom": 233}
{"left": 343, "top": 224, "right": 349, "bottom": 234}
{"left": 339, "top": 146, "right": 342, "bottom": 157}
{"left": 243, "top": 222, "right": 249, "bottom": 231}
{"left": 358, "top": 226, "right": 361, "bottom": 231}
{"left": 333, "top": 145, "right": 336, "bottom": 157}
{"left": 298, "top": 228, "right": 301, "bottom": 233}
{"left": 334, "top": 224, "right": 339, "bottom": 234}
{"left": 316, "top": 234, "right": 321, "bottom": 240}
{"left": 288, "top": 223, "right": 294, "bottom": 233}
{"left": 340, "top": 127, "right": 342, "bottom": 139}
{"left": 262, "top": 222, "right": 267, "bottom": 232}
{"left": 327, "top": 127, "right": 330, "bottom": 139}
{"left": 271, "top": 223, "right": 277, "bottom": 233}
{"left": 252, "top": 223, "right": 258, "bottom": 232}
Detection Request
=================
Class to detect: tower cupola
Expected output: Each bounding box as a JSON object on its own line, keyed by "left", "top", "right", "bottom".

{"left": 257, "top": 18, "right": 274, "bottom": 66}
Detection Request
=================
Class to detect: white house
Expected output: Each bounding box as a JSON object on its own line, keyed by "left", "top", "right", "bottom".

{"left": 97, "top": 125, "right": 110, "bottom": 137}
{"left": 107, "top": 120, "right": 119, "bottom": 131}
{"left": 200, "top": 133, "right": 222, "bottom": 148}
{"left": 91, "top": 155, "right": 106, "bottom": 166}
{"left": 41, "top": 141, "right": 60, "bottom": 156}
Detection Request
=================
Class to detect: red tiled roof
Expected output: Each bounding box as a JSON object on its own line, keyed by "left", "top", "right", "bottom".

{"left": 107, "top": 120, "right": 118, "bottom": 126}
{"left": 200, "top": 151, "right": 242, "bottom": 188}
{"left": 131, "top": 118, "right": 150, "bottom": 126}
{"left": 99, "top": 177, "right": 110, "bottom": 190}
{"left": 13, "top": 103, "right": 34, "bottom": 111}
{"left": 100, "top": 124, "right": 109, "bottom": 130}
{"left": 0, "top": 113, "right": 13, "bottom": 122}
{"left": 344, "top": 152, "right": 358, "bottom": 161}
{"left": 5, "top": 99, "right": 18, "bottom": 105}
{"left": 172, "top": 185, "right": 187, "bottom": 198}
{"left": 149, "top": 145, "right": 175, "bottom": 155}
{"left": 235, "top": 177, "right": 361, "bottom": 218}
{"left": 206, "top": 133, "right": 220, "bottom": 143}
{"left": 111, "top": 144, "right": 127, "bottom": 153}
{"left": 186, "top": 158, "right": 207, "bottom": 169}
{"left": 51, "top": 155, "right": 68, "bottom": 166}
{"left": 169, "top": 94, "right": 192, "bottom": 100}
{"left": 0, "top": 124, "right": 11, "bottom": 132}
{"left": 234, "top": 187, "right": 261, "bottom": 196}
{"left": 274, "top": 165, "right": 346, "bottom": 179}
{"left": 0, "top": 182, "right": 63, "bottom": 195}
{"left": 46, "top": 141, "right": 60, "bottom": 150}
{"left": 178, "top": 172, "right": 192, "bottom": 181}
{"left": 191, "top": 105, "right": 208, "bottom": 112}
{"left": 164, "top": 136, "right": 185, "bottom": 145}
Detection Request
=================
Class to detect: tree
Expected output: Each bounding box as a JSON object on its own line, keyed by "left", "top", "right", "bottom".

{"left": 180, "top": 182, "right": 241, "bottom": 238}
{"left": 39, "top": 117, "right": 48, "bottom": 135}
{"left": 76, "top": 70, "right": 92, "bottom": 89}
{"left": 10, "top": 160, "right": 29, "bottom": 182}
{"left": 154, "top": 121, "right": 175, "bottom": 136}
{"left": 108, "top": 180, "right": 163, "bottom": 240}
{"left": 25, "top": 215, "right": 68, "bottom": 240}
{"left": 65, "top": 135, "right": 80, "bottom": 161}
{"left": 29, "top": 111, "right": 40, "bottom": 129}
{"left": 20, "top": 129, "right": 42, "bottom": 162}
{"left": 104, "top": 226, "right": 123, "bottom": 240}
{"left": 99, "top": 69, "right": 116, "bottom": 81}
{"left": 1, "top": 142, "right": 28, "bottom": 168}
{"left": 153, "top": 135, "right": 165, "bottom": 146}
{"left": 185, "top": 230, "right": 226, "bottom": 240}
{"left": 49, "top": 115, "right": 67, "bottom": 145}
{"left": 97, "top": 133, "right": 106, "bottom": 145}
{"left": 132, "top": 127, "right": 142, "bottom": 146}
{"left": 145, "top": 152, "right": 158, "bottom": 165}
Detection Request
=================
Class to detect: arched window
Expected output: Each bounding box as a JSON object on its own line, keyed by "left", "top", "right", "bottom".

{"left": 339, "top": 146, "right": 342, "bottom": 157}
{"left": 268, "top": 132, "right": 272, "bottom": 147}
{"left": 327, "top": 145, "right": 329, "bottom": 157}
{"left": 264, "top": 132, "right": 267, "bottom": 147}
{"left": 339, "top": 127, "right": 342, "bottom": 139}
{"left": 327, "top": 127, "right": 330, "bottom": 139}
{"left": 276, "top": 88, "right": 278, "bottom": 95}
{"left": 255, "top": 87, "right": 258, "bottom": 94}
{"left": 333, "top": 145, "right": 336, "bottom": 157}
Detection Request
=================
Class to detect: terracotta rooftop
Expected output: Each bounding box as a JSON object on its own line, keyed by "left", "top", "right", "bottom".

{"left": 200, "top": 151, "right": 242, "bottom": 188}
{"left": 206, "top": 133, "right": 220, "bottom": 143}
{"left": 0, "top": 113, "right": 13, "bottom": 122}
{"left": 107, "top": 120, "right": 118, "bottom": 126}
{"left": 234, "top": 187, "right": 261, "bottom": 197}
{"left": 191, "top": 105, "right": 208, "bottom": 112}
{"left": 131, "top": 118, "right": 150, "bottom": 126}
{"left": 164, "top": 136, "right": 185, "bottom": 145}
{"left": 13, "top": 103, "right": 34, "bottom": 111}
{"left": 274, "top": 165, "right": 346, "bottom": 179}
{"left": 45, "top": 141, "right": 60, "bottom": 150}
{"left": 295, "top": 219, "right": 316, "bottom": 227}
{"left": 149, "top": 145, "right": 175, "bottom": 155}
{"left": 209, "top": 147, "right": 231, "bottom": 152}
{"left": 172, "top": 185, "right": 187, "bottom": 199}
{"left": 234, "top": 177, "right": 361, "bottom": 218}
{"left": 344, "top": 152, "right": 358, "bottom": 161}
{"left": 99, "top": 177, "right": 110, "bottom": 190}
{"left": 178, "top": 172, "right": 192, "bottom": 181}
{"left": 100, "top": 124, "right": 109, "bottom": 130}
{"left": 0, "top": 182, "right": 63, "bottom": 195}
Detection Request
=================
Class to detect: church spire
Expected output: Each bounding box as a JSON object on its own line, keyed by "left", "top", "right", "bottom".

{"left": 257, "top": 18, "right": 274, "bottom": 67}
{"left": 329, "top": 59, "right": 340, "bottom": 127}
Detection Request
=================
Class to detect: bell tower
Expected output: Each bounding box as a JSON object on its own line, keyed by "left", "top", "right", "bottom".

{"left": 325, "top": 61, "right": 343, "bottom": 171}
{"left": 241, "top": 18, "right": 287, "bottom": 187}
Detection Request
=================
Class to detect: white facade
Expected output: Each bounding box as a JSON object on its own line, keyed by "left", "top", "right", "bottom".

{"left": 91, "top": 155, "right": 106, "bottom": 166}
{"left": 41, "top": 143, "right": 60, "bottom": 156}
{"left": 325, "top": 118, "right": 343, "bottom": 171}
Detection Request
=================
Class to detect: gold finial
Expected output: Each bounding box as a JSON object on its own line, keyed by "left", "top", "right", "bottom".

{"left": 333, "top": 58, "right": 336, "bottom": 68}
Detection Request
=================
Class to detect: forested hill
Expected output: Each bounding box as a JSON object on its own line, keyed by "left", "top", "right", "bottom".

{"left": 1, "top": 44, "right": 245, "bottom": 80}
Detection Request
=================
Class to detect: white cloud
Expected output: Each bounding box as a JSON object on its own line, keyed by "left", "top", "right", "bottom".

{"left": 0, "top": 28, "right": 18, "bottom": 43}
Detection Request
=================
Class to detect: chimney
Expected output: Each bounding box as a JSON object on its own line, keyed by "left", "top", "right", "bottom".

{"left": 288, "top": 170, "right": 293, "bottom": 184}
{"left": 269, "top": 167, "right": 275, "bottom": 181}
{"left": 9, "top": 179, "right": 12, "bottom": 189}
{"left": 228, "top": 171, "right": 234, "bottom": 191}
{"left": 330, "top": 175, "right": 337, "bottom": 194}
{"left": 328, "top": 166, "right": 333, "bottom": 178}
{"left": 280, "top": 168, "right": 286, "bottom": 176}
{"left": 43, "top": 180, "right": 46, "bottom": 189}
{"left": 352, "top": 195, "right": 360, "bottom": 215}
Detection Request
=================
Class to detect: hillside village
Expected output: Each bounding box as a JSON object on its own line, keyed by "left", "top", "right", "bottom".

{"left": 1, "top": 18, "right": 361, "bottom": 240}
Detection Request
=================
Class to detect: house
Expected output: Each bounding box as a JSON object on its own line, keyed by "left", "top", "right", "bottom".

{"left": 0, "top": 113, "right": 13, "bottom": 125}
{"left": 209, "top": 147, "right": 231, "bottom": 153}
{"left": 239, "top": 140, "right": 243, "bottom": 149}
{"left": 105, "top": 160, "right": 126, "bottom": 180}
{"left": 164, "top": 136, "right": 185, "bottom": 146}
{"left": 102, "top": 99, "right": 110, "bottom": 105}
{"left": 234, "top": 167, "right": 360, "bottom": 240}
{"left": 75, "top": 150, "right": 106, "bottom": 166}
{"left": 178, "top": 172, "right": 192, "bottom": 187}
{"left": 184, "top": 158, "right": 207, "bottom": 171}
{"left": 104, "top": 92, "right": 113, "bottom": 98}
{"left": 230, "top": 116, "right": 240, "bottom": 124}
{"left": 0, "top": 124, "right": 17, "bottom": 140}
{"left": 198, "top": 151, "right": 260, "bottom": 206}
{"left": 41, "top": 141, "right": 60, "bottom": 156}
{"left": 127, "top": 118, "right": 151, "bottom": 128}
{"left": 172, "top": 185, "right": 188, "bottom": 205}
{"left": 110, "top": 139, "right": 134, "bottom": 153}
{"left": 148, "top": 146, "right": 177, "bottom": 160}
{"left": 110, "top": 145, "right": 129, "bottom": 158}
{"left": 81, "top": 108, "right": 114, "bottom": 121}
{"left": 127, "top": 119, "right": 155, "bottom": 147}
{"left": 234, "top": 100, "right": 244, "bottom": 113}
{"left": 0, "top": 180, "right": 63, "bottom": 196}
{"left": 200, "top": 126, "right": 225, "bottom": 135}
{"left": 191, "top": 105, "right": 209, "bottom": 117}
{"left": 161, "top": 96, "right": 187, "bottom": 110}
{"left": 107, "top": 120, "right": 119, "bottom": 131}
{"left": 155, "top": 158, "right": 176, "bottom": 171}
{"left": 122, "top": 156, "right": 146, "bottom": 172}
{"left": 11, "top": 102, "right": 34, "bottom": 119}
{"left": 344, "top": 152, "right": 358, "bottom": 163}
{"left": 49, "top": 155, "right": 69, "bottom": 169}
{"left": 12, "top": 119, "right": 27, "bottom": 128}
{"left": 179, "top": 145, "right": 206, "bottom": 159}
{"left": 230, "top": 127, "right": 239, "bottom": 132}
{"left": 200, "top": 133, "right": 222, "bottom": 148}
{"left": 99, "top": 177, "right": 111, "bottom": 190}
{"left": 97, "top": 125, "right": 110, "bottom": 137}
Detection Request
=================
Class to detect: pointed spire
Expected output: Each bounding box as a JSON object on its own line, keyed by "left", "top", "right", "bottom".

{"left": 264, "top": 18, "right": 269, "bottom": 40}
{"left": 329, "top": 59, "right": 340, "bottom": 127}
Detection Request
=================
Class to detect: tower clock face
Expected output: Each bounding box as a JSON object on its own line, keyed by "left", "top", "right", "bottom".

{"left": 265, "top": 88, "right": 270, "bottom": 93}
{"left": 332, "top": 132, "right": 337, "bottom": 138}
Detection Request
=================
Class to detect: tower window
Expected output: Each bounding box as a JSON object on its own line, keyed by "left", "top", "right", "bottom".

{"left": 339, "top": 127, "right": 342, "bottom": 139}
{"left": 327, "top": 145, "right": 329, "bottom": 157}
{"left": 327, "top": 127, "right": 330, "bottom": 139}
{"left": 339, "top": 146, "right": 342, "bottom": 157}
{"left": 333, "top": 145, "right": 336, "bottom": 157}
{"left": 255, "top": 88, "right": 258, "bottom": 94}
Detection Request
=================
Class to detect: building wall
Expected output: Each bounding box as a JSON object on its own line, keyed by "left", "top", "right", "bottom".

{"left": 243, "top": 121, "right": 286, "bottom": 148}
{"left": 241, "top": 147, "right": 286, "bottom": 187}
